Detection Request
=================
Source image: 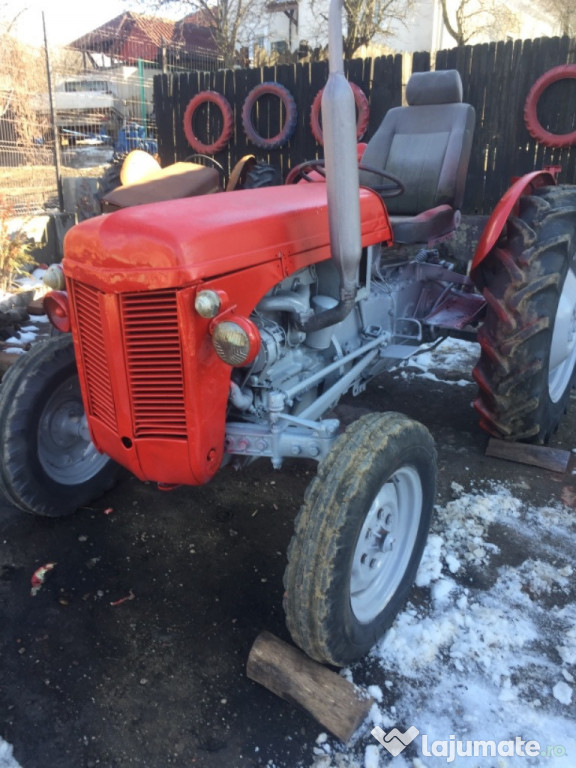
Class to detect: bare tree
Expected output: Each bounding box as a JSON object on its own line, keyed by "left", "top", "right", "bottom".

{"left": 344, "top": 0, "right": 413, "bottom": 58}
{"left": 536, "top": 0, "right": 576, "bottom": 36}
{"left": 440, "top": 0, "right": 519, "bottom": 46}
{"left": 137, "top": 0, "right": 264, "bottom": 68}
{"left": 0, "top": 2, "right": 27, "bottom": 35}
{"left": 310, "top": 0, "right": 413, "bottom": 58}
{"left": 0, "top": 14, "right": 51, "bottom": 160}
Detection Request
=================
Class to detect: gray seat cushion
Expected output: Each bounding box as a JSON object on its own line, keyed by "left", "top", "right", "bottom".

{"left": 359, "top": 70, "right": 475, "bottom": 244}
{"left": 389, "top": 205, "right": 460, "bottom": 245}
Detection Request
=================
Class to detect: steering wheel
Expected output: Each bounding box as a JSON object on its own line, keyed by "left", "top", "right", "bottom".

{"left": 358, "top": 163, "right": 405, "bottom": 197}
{"left": 285, "top": 159, "right": 327, "bottom": 185}
{"left": 285, "top": 158, "right": 405, "bottom": 198}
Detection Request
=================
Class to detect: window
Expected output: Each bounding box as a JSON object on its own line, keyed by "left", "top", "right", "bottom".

{"left": 271, "top": 40, "right": 288, "bottom": 54}
{"left": 64, "top": 81, "right": 109, "bottom": 93}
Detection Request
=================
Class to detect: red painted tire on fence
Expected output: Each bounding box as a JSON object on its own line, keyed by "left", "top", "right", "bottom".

{"left": 183, "top": 91, "right": 234, "bottom": 155}
{"left": 310, "top": 83, "right": 370, "bottom": 145}
{"left": 241, "top": 82, "right": 298, "bottom": 150}
{"left": 524, "top": 65, "right": 576, "bottom": 148}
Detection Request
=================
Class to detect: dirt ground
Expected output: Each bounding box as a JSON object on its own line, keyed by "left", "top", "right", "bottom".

{"left": 0, "top": 345, "right": 574, "bottom": 768}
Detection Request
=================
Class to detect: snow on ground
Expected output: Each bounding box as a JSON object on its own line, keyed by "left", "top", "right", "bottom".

{"left": 393, "top": 337, "right": 480, "bottom": 387}
{"left": 304, "top": 484, "right": 575, "bottom": 768}
{"left": 0, "top": 738, "right": 20, "bottom": 768}
{"left": 301, "top": 338, "right": 576, "bottom": 768}
{"left": 2, "top": 315, "right": 49, "bottom": 355}
{"left": 0, "top": 268, "right": 49, "bottom": 306}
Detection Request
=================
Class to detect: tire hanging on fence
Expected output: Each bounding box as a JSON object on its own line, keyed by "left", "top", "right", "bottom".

{"left": 183, "top": 91, "right": 234, "bottom": 155}
{"left": 241, "top": 82, "right": 298, "bottom": 150}
{"left": 524, "top": 64, "right": 576, "bottom": 148}
{"left": 310, "top": 83, "right": 370, "bottom": 146}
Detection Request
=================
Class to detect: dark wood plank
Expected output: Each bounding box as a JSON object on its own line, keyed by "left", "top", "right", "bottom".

{"left": 175, "top": 72, "right": 197, "bottom": 161}
{"left": 486, "top": 438, "right": 571, "bottom": 473}
{"left": 154, "top": 73, "right": 175, "bottom": 166}
{"left": 276, "top": 62, "right": 297, "bottom": 178}
{"left": 412, "top": 51, "right": 430, "bottom": 73}
{"left": 309, "top": 58, "right": 329, "bottom": 155}
{"left": 368, "top": 55, "right": 402, "bottom": 139}
{"left": 152, "top": 37, "right": 576, "bottom": 212}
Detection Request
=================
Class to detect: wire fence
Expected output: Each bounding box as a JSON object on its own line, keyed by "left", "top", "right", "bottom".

{"left": 0, "top": 33, "right": 56, "bottom": 214}
{"left": 0, "top": 10, "right": 221, "bottom": 214}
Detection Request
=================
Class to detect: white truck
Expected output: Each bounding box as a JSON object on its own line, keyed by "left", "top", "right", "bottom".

{"left": 37, "top": 69, "right": 157, "bottom": 145}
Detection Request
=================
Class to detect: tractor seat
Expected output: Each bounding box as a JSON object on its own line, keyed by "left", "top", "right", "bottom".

{"left": 101, "top": 161, "right": 220, "bottom": 212}
{"left": 359, "top": 69, "right": 475, "bottom": 245}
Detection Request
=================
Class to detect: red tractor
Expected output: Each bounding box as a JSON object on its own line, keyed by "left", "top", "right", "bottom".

{"left": 1, "top": 1, "right": 574, "bottom": 667}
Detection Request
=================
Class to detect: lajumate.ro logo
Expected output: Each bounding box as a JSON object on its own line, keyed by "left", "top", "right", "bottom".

{"left": 371, "top": 726, "right": 568, "bottom": 762}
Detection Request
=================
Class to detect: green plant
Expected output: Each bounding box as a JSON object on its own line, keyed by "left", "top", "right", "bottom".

{"left": 0, "top": 197, "right": 32, "bottom": 293}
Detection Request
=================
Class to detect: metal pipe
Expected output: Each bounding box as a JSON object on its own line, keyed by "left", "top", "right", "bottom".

{"left": 324, "top": 0, "right": 362, "bottom": 299}
{"left": 138, "top": 58, "right": 147, "bottom": 131}
{"left": 42, "top": 12, "right": 64, "bottom": 212}
{"left": 296, "top": 348, "right": 379, "bottom": 423}
{"left": 229, "top": 381, "right": 254, "bottom": 411}
{"left": 284, "top": 333, "right": 386, "bottom": 400}
{"left": 257, "top": 285, "right": 311, "bottom": 317}
{"left": 299, "top": 0, "right": 362, "bottom": 332}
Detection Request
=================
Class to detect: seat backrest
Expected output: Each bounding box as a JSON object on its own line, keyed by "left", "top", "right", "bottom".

{"left": 359, "top": 70, "right": 475, "bottom": 216}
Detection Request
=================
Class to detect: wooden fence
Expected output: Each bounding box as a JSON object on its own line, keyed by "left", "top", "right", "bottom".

{"left": 154, "top": 35, "right": 576, "bottom": 214}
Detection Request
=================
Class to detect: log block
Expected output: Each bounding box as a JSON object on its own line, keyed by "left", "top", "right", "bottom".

{"left": 486, "top": 438, "right": 571, "bottom": 473}
{"left": 27, "top": 299, "right": 46, "bottom": 315}
{"left": 247, "top": 631, "right": 374, "bottom": 742}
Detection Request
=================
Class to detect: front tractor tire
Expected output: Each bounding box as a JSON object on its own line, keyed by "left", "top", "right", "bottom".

{"left": 0, "top": 334, "right": 119, "bottom": 517}
{"left": 284, "top": 412, "right": 436, "bottom": 667}
{"left": 473, "top": 185, "right": 576, "bottom": 443}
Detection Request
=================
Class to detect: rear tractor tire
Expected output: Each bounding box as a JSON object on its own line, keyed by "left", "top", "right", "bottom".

{"left": 0, "top": 334, "right": 119, "bottom": 517}
{"left": 243, "top": 163, "right": 281, "bottom": 189}
{"left": 284, "top": 412, "right": 436, "bottom": 667}
{"left": 473, "top": 185, "right": 576, "bottom": 443}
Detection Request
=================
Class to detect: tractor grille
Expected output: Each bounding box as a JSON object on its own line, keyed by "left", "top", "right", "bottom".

{"left": 70, "top": 281, "right": 118, "bottom": 433}
{"left": 70, "top": 282, "right": 188, "bottom": 440}
{"left": 120, "top": 290, "right": 187, "bottom": 439}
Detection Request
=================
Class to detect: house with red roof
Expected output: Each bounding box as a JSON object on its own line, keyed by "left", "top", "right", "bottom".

{"left": 69, "top": 11, "right": 221, "bottom": 70}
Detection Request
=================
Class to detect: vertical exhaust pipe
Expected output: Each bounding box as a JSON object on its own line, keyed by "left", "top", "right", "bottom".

{"left": 299, "top": 0, "right": 362, "bottom": 332}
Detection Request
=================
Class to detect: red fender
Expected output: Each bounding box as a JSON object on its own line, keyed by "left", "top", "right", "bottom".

{"left": 310, "top": 83, "right": 370, "bottom": 145}
{"left": 183, "top": 91, "right": 234, "bottom": 155}
{"left": 470, "top": 169, "right": 559, "bottom": 274}
{"left": 524, "top": 65, "right": 576, "bottom": 148}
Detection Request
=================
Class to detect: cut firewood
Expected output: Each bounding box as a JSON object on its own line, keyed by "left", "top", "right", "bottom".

{"left": 27, "top": 299, "right": 46, "bottom": 315}
{"left": 486, "top": 438, "right": 571, "bottom": 473}
{"left": 247, "top": 631, "right": 374, "bottom": 742}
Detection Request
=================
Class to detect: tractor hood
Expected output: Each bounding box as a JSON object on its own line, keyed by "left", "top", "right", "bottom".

{"left": 63, "top": 184, "right": 391, "bottom": 293}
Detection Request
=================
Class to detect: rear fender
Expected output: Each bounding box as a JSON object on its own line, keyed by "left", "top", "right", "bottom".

{"left": 470, "top": 168, "right": 559, "bottom": 275}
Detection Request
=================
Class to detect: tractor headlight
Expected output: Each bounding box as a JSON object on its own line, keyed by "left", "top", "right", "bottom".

{"left": 212, "top": 317, "right": 260, "bottom": 366}
{"left": 43, "top": 263, "right": 66, "bottom": 291}
{"left": 195, "top": 289, "right": 222, "bottom": 318}
{"left": 43, "top": 290, "right": 71, "bottom": 333}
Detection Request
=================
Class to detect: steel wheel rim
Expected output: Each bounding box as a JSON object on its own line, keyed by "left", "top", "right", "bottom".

{"left": 38, "top": 374, "right": 109, "bottom": 485}
{"left": 549, "top": 264, "right": 576, "bottom": 403}
{"left": 350, "top": 465, "right": 422, "bottom": 624}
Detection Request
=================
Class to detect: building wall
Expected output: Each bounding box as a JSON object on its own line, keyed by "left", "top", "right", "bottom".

{"left": 385, "top": 0, "right": 439, "bottom": 52}
{"left": 259, "top": 0, "right": 562, "bottom": 56}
